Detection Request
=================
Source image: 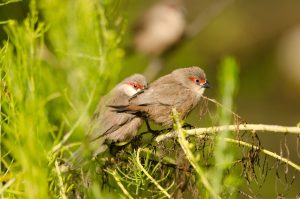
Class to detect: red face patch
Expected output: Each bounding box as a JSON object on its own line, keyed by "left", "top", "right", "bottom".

{"left": 199, "top": 79, "right": 206, "bottom": 84}
{"left": 128, "top": 82, "right": 144, "bottom": 90}
{"left": 189, "top": 76, "right": 206, "bottom": 85}
{"left": 136, "top": 83, "right": 144, "bottom": 89}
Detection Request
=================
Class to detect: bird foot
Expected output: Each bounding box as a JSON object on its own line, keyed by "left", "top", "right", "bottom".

{"left": 150, "top": 129, "right": 162, "bottom": 136}
{"left": 182, "top": 123, "right": 194, "bottom": 129}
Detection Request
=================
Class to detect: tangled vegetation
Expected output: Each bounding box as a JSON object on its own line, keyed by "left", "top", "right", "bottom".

{"left": 1, "top": 0, "right": 300, "bottom": 198}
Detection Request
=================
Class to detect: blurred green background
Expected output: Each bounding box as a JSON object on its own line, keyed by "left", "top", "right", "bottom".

{"left": 1, "top": 1, "right": 300, "bottom": 122}
{"left": 1, "top": 0, "right": 299, "bottom": 198}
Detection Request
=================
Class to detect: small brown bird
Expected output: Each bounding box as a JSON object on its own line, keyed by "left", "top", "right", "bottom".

{"left": 113, "top": 67, "right": 209, "bottom": 127}
{"left": 134, "top": 0, "right": 186, "bottom": 57}
{"left": 80, "top": 74, "right": 148, "bottom": 158}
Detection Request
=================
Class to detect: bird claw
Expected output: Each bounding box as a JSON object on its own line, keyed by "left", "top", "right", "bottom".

{"left": 182, "top": 123, "right": 194, "bottom": 129}
{"left": 150, "top": 130, "right": 161, "bottom": 136}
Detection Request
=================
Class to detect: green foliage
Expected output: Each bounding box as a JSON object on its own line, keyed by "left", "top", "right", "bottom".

{"left": 209, "top": 57, "right": 240, "bottom": 196}
{"left": 1, "top": 0, "right": 124, "bottom": 198}
{"left": 1, "top": 0, "right": 299, "bottom": 198}
{"left": 165, "top": 58, "right": 241, "bottom": 198}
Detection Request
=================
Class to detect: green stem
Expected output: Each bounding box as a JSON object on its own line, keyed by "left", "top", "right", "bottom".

{"left": 136, "top": 148, "right": 171, "bottom": 198}
{"left": 105, "top": 169, "right": 134, "bottom": 199}
{"left": 172, "top": 109, "right": 221, "bottom": 199}
{"left": 54, "top": 160, "right": 67, "bottom": 199}
{"left": 190, "top": 134, "right": 300, "bottom": 172}
{"left": 223, "top": 137, "right": 300, "bottom": 171}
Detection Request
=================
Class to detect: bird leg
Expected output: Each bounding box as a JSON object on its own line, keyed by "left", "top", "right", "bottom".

{"left": 109, "top": 143, "right": 123, "bottom": 156}
{"left": 182, "top": 123, "right": 194, "bottom": 129}
{"left": 145, "top": 119, "right": 160, "bottom": 135}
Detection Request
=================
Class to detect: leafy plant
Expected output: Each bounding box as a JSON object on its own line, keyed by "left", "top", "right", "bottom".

{"left": 1, "top": 0, "right": 300, "bottom": 199}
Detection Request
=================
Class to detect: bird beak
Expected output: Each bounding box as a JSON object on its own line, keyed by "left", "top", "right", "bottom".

{"left": 202, "top": 81, "right": 210, "bottom": 88}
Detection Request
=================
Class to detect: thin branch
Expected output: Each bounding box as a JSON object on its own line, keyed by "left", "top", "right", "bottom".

{"left": 198, "top": 135, "right": 300, "bottom": 172}
{"left": 54, "top": 160, "right": 68, "bottom": 199}
{"left": 201, "top": 95, "right": 243, "bottom": 121}
{"left": 0, "top": 0, "right": 21, "bottom": 7}
{"left": 156, "top": 127, "right": 300, "bottom": 171}
{"left": 223, "top": 138, "right": 300, "bottom": 172}
{"left": 172, "top": 109, "right": 221, "bottom": 199}
{"left": 0, "top": 177, "right": 15, "bottom": 194}
{"left": 156, "top": 124, "right": 300, "bottom": 142}
{"left": 51, "top": 88, "right": 95, "bottom": 154}
{"left": 105, "top": 169, "right": 134, "bottom": 199}
{"left": 140, "top": 148, "right": 177, "bottom": 166}
{"left": 136, "top": 148, "right": 171, "bottom": 198}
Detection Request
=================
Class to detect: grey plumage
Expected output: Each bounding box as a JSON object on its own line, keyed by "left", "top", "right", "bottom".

{"left": 115, "top": 67, "right": 209, "bottom": 127}
{"left": 73, "top": 74, "right": 147, "bottom": 162}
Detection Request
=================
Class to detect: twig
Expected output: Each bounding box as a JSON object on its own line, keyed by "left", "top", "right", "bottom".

{"left": 156, "top": 131, "right": 300, "bottom": 172}
{"left": 223, "top": 138, "right": 300, "bottom": 172}
{"left": 140, "top": 148, "right": 177, "bottom": 166}
{"left": 156, "top": 124, "right": 300, "bottom": 142}
{"left": 0, "top": 177, "right": 15, "bottom": 194}
{"left": 54, "top": 160, "right": 68, "bottom": 199}
{"left": 0, "top": 0, "right": 21, "bottom": 7}
{"left": 136, "top": 148, "right": 171, "bottom": 198}
{"left": 51, "top": 88, "right": 95, "bottom": 154}
{"left": 203, "top": 135, "right": 300, "bottom": 171}
{"left": 172, "top": 109, "right": 221, "bottom": 199}
{"left": 201, "top": 95, "right": 243, "bottom": 121}
{"left": 105, "top": 169, "right": 134, "bottom": 199}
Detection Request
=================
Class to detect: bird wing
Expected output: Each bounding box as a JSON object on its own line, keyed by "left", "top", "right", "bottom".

{"left": 89, "top": 90, "right": 134, "bottom": 141}
{"left": 131, "top": 74, "right": 188, "bottom": 106}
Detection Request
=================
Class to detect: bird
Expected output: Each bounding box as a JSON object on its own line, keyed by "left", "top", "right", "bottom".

{"left": 133, "top": 0, "right": 186, "bottom": 57}
{"left": 111, "top": 67, "right": 210, "bottom": 128}
{"left": 74, "top": 74, "right": 148, "bottom": 161}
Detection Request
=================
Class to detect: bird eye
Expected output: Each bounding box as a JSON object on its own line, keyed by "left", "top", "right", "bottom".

{"left": 195, "top": 79, "right": 200, "bottom": 83}
{"left": 134, "top": 84, "right": 138, "bottom": 89}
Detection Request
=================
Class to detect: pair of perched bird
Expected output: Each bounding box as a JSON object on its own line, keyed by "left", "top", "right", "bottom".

{"left": 84, "top": 66, "right": 210, "bottom": 158}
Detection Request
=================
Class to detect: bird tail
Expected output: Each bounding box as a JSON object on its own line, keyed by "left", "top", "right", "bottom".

{"left": 67, "top": 146, "right": 89, "bottom": 169}
{"left": 68, "top": 141, "right": 108, "bottom": 169}
{"left": 108, "top": 105, "right": 128, "bottom": 112}
{"left": 108, "top": 105, "right": 140, "bottom": 114}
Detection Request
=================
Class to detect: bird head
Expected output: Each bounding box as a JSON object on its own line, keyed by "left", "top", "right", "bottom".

{"left": 173, "top": 66, "right": 210, "bottom": 97}
{"left": 121, "top": 74, "right": 148, "bottom": 97}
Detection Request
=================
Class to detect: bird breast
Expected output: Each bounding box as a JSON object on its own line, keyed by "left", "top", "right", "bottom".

{"left": 120, "top": 84, "right": 138, "bottom": 97}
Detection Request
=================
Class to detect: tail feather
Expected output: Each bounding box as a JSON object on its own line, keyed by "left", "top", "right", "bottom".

{"left": 68, "top": 140, "right": 108, "bottom": 169}
{"left": 108, "top": 105, "right": 129, "bottom": 112}
{"left": 108, "top": 105, "right": 139, "bottom": 114}
{"left": 68, "top": 146, "right": 89, "bottom": 169}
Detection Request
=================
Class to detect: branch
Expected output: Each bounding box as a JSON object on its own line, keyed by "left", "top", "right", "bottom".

{"left": 172, "top": 109, "right": 221, "bottom": 199}
{"left": 54, "top": 160, "right": 68, "bottom": 199}
{"left": 105, "top": 169, "right": 134, "bottom": 199}
{"left": 136, "top": 148, "right": 171, "bottom": 198}
{"left": 51, "top": 88, "right": 95, "bottom": 154}
{"left": 156, "top": 124, "right": 300, "bottom": 142}
{"left": 0, "top": 178, "right": 15, "bottom": 194}
{"left": 223, "top": 137, "right": 300, "bottom": 171}
{"left": 193, "top": 134, "right": 300, "bottom": 172}
{"left": 154, "top": 124, "right": 300, "bottom": 171}
{"left": 0, "top": 0, "right": 21, "bottom": 7}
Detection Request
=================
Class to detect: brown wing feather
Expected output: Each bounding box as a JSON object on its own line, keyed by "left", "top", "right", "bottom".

{"left": 128, "top": 73, "right": 198, "bottom": 126}
{"left": 89, "top": 89, "right": 135, "bottom": 141}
